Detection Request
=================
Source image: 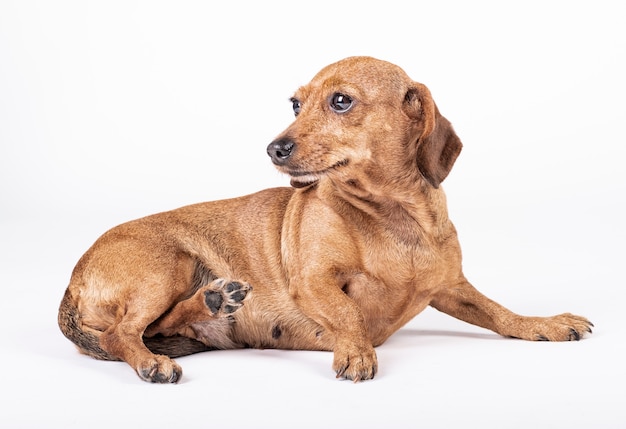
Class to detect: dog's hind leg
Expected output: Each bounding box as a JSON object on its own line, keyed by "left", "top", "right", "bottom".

{"left": 429, "top": 279, "right": 593, "bottom": 341}
{"left": 99, "top": 305, "right": 185, "bottom": 383}
{"left": 144, "top": 278, "right": 252, "bottom": 350}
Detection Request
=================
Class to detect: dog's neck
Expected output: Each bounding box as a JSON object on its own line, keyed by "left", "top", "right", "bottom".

{"left": 317, "top": 176, "right": 451, "bottom": 246}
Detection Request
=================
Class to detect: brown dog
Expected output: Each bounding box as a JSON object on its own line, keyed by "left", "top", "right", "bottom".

{"left": 58, "top": 56, "right": 592, "bottom": 383}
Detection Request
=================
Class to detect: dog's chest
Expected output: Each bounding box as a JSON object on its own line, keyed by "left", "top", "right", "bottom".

{"left": 354, "top": 232, "right": 459, "bottom": 314}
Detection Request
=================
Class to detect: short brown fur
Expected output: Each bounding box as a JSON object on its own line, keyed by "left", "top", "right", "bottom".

{"left": 58, "top": 57, "right": 592, "bottom": 383}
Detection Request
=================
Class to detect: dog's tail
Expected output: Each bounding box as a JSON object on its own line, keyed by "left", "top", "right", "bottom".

{"left": 58, "top": 288, "right": 214, "bottom": 360}
{"left": 143, "top": 335, "right": 216, "bottom": 358}
{"left": 58, "top": 288, "right": 116, "bottom": 361}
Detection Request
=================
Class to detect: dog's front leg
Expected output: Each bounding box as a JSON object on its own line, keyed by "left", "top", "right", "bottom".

{"left": 429, "top": 279, "right": 593, "bottom": 341}
{"left": 291, "top": 274, "right": 378, "bottom": 382}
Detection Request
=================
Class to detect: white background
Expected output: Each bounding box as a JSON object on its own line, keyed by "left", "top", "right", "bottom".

{"left": 1, "top": 1, "right": 625, "bottom": 428}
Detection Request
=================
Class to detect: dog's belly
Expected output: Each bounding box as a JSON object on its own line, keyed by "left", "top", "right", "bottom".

{"left": 227, "top": 275, "right": 431, "bottom": 351}
{"left": 230, "top": 296, "right": 336, "bottom": 351}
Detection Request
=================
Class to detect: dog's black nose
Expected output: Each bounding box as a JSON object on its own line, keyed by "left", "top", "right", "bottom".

{"left": 267, "top": 138, "right": 295, "bottom": 165}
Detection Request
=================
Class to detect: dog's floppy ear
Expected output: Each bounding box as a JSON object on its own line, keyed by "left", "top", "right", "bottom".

{"left": 403, "top": 83, "right": 462, "bottom": 188}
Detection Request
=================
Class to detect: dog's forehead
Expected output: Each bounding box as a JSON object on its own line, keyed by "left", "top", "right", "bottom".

{"left": 301, "top": 56, "right": 411, "bottom": 100}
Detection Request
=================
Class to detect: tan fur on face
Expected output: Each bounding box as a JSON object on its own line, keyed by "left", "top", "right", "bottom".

{"left": 58, "top": 56, "right": 592, "bottom": 383}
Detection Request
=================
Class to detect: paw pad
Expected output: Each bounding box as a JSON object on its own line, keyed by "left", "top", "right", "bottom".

{"left": 203, "top": 279, "right": 251, "bottom": 316}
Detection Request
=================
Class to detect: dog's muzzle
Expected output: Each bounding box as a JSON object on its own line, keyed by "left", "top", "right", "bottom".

{"left": 267, "top": 138, "right": 295, "bottom": 165}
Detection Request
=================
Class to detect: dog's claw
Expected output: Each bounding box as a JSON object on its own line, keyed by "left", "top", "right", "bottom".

{"left": 335, "top": 366, "right": 347, "bottom": 379}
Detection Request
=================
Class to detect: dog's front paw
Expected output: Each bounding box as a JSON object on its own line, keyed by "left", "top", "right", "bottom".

{"left": 203, "top": 279, "right": 252, "bottom": 316}
{"left": 508, "top": 313, "right": 593, "bottom": 342}
{"left": 136, "top": 355, "right": 182, "bottom": 383}
{"left": 532, "top": 313, "right": 593, "bottom": 341}
{"left": 333, "top": 342, "right": 378, "bottom": 382}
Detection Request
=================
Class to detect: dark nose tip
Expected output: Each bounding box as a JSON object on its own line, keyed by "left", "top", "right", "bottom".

{"left": 267, "top": 138, "right": 295, "bottom": 165}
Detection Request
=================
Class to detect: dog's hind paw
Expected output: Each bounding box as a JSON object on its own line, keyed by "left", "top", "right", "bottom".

{"left": 203, "top": 279, "right": 252, "bottom": 316}
{"left": 136, "top": 355, "right": 182, "bottom": 383}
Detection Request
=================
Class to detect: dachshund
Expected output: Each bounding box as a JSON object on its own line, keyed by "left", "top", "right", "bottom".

{"left": 58, "top": 56, "right": 592, "bottom": 383}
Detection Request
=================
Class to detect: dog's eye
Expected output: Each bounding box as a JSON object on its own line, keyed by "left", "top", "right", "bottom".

{"left": 330, "top": 93, "right": 353, "bottom": 113}
{"left": 291, "top": 98, "right": 302, "bottom": 116}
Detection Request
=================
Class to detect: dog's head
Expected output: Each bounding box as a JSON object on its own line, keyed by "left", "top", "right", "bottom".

{"left": 267, "top": 56, "right": 462, "bottom": 190}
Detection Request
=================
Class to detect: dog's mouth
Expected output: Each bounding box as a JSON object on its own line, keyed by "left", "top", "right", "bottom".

{"left": 286, "top": 159, "right": 349, "bottom": 188}
{"left": 290, "top": 174, "right": 320, "bottom": 189}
